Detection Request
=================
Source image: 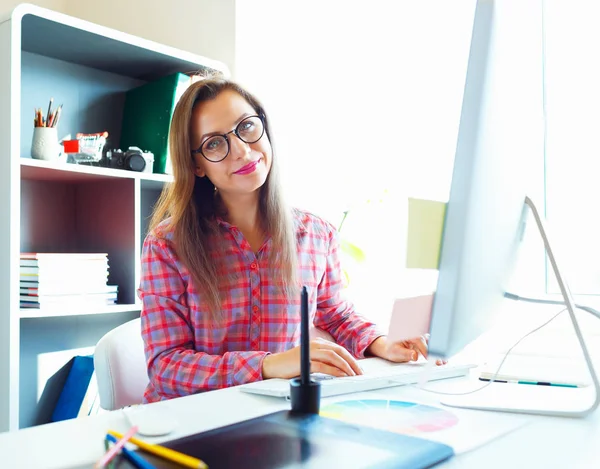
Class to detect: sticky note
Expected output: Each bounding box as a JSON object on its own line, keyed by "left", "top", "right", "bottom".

{"left": 406, "top": 198, "right": 447, "bottom": 269}
{"left": 387, "top": 294, "right": 433, "bottom": 343}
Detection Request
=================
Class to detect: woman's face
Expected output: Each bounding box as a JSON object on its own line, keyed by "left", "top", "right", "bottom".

{"left": 190, "top": 89, "right": 272, "bottom": 197}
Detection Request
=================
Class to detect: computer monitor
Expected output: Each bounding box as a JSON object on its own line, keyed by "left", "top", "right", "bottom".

{"left": 426, "top": 0, "right": 599, "bottom": 417}
{"left": 427, "top": 0, "right": 539, "bottom": 359}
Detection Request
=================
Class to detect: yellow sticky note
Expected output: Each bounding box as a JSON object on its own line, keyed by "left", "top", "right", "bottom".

{"left": 406, "top": 198, "right": 447, "bottom": 269}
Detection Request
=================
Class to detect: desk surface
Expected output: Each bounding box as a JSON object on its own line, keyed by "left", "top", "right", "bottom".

{"left": 0, "top": 373, "right": 598, "bottom": 469}
{"left": 3, "top": 302, "right": 600, "bottom": 469}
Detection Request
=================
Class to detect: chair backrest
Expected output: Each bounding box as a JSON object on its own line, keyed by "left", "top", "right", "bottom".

{"left": 94, "top": 317, "right": 148, "bottom": 411}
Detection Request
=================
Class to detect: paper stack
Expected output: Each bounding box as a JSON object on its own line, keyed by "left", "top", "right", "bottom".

{"left": 20, "top": 253, "right": 118, "bottom": 309}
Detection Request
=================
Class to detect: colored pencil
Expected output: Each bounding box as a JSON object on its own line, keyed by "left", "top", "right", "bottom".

{"left": 108, "top": 430, "right": 207, "bottom": 469}
{"left": 53, "top": 105, "right": 62, "bottom": 128}
{"left": 95, "top": 425, "right": 138, "bottom": 468}
{"left": 106, "top": 434, "right": 157, "bottom": 469}
{"left": 46, "top": 97, "right": 53, "bottom": 124}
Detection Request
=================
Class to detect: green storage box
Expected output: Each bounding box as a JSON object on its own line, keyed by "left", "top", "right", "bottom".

{"left": 120, "top": 73, "right": 192, "bottom": 174}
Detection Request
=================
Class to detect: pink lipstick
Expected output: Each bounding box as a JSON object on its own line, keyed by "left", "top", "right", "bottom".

{"left": 234, "top": 159, "right": 260, "bottom": 175}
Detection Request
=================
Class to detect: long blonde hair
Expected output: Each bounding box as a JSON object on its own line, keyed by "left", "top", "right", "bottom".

{"left": 149, "top": 76, "right": 298, "bottom": 316}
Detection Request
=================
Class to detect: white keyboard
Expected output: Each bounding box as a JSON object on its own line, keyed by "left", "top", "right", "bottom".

{"left": 239, "top": 359, "right": 476, "bottom": 399}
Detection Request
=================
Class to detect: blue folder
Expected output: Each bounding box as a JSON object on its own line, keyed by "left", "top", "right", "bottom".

{"left": 50, "top": 355, "right": 95, "bottom": 422}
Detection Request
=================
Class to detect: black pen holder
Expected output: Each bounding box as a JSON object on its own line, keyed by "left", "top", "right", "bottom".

{"left": 289, "top": 378, "right": 321, "bottom": 415}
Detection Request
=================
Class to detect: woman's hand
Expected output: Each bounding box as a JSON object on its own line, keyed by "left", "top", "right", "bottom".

{"left": 262, "top": 337, "right": 363, "bottom": 380}
{"left": 366, "top": 335, "right": 447, "bottom": 366}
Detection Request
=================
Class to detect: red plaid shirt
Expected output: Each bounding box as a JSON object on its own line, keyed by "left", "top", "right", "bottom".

{"left": 138, "top": 208, "right": 384, "bottom": 403}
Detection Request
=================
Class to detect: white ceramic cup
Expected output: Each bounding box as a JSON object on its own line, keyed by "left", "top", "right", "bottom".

{"left": 31, "top": 127, "right": 61, "bottom": 161}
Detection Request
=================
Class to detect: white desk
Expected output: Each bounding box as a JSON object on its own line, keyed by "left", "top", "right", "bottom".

{"left": 2, "top": 301, "right": 599, "bottom": 469}
{"left": 0, "top": 373, "right": 598, "bottom": 469}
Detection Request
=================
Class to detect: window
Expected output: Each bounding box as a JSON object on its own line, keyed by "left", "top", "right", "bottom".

{"left": 542, "top": 0, "right": 600, "bottom": 295}
{"left": 236, "top": 0, "right": 480, "bottom": 324}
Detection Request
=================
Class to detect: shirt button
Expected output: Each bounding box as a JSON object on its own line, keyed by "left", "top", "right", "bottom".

{"left": 250, "top": 262, "right": 258, "bottom": 270}
{"left": 252, "top": 288, "right": 259, "bottom": 296}
{"left": 252, "top": 305, "right": 259, "bottom": 313}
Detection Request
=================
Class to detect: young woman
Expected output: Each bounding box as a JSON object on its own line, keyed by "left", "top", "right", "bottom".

{"left": 139, "top": 76, "right": 442, "bottom": 403}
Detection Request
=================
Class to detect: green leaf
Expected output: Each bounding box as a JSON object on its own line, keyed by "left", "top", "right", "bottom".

{"left": 340, "top": 238, "right": 366, "bottom": 263}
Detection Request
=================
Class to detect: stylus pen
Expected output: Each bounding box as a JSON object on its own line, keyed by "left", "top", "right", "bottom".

{"left": 106, "top": 434, "right": 157, "bottom": 469}
{"left": 300, "top": 286, "right": 310, "bottom": 385}
{"left": 479, "top": 378, "right": 579, "bottom": 388}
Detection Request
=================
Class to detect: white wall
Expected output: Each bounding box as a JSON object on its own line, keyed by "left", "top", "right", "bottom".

{"left": 66, "top": 0, "right": 236, "bottom": 75}
{"left": 65, "top": 0, "right": 236, "bottom": 75}
{"left": 0, "top": 0, "right": 67, "bottom": 19}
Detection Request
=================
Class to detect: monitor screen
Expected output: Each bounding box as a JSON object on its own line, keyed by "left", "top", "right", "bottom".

{"left": 427, "top": 0, "right": 543, "bottom": 358}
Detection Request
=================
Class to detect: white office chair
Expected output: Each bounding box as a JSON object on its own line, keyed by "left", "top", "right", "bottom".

{"left": 94, "top": 317, "right": 149, "bottom": 411}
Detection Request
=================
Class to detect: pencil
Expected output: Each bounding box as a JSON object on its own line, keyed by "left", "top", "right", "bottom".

{"left": 95, "top": 425, "right": 138, "bottom": 468}
{"left": 46, "top": 97, "right": 53, "bottom": 124}
{"left": 106, "top": 434, "right": 157, "bottom": 469}
{"left": 103, "top": 439, "right": 118, "bottom": 469}
{"left": 107, "top": 430, "right": 207, "bottom": 469}
{"left": 53, "top": 105, "right": 62, "bottom": 128}
{"left": 48, "top": 108, "right": 57, "bottom": 128}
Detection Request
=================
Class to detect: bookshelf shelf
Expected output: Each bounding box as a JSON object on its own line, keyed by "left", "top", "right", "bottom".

{"left": 20, "top": 158, "right": 173, "bottom": 190}
{"left": 18, "top": 8, "right": 227, "bottom": 81}
{"left": 19, "top": 303, "right": 142, "bottom": 319}
{"left": 0, "top": 4, "right": 229, "bottom": 432}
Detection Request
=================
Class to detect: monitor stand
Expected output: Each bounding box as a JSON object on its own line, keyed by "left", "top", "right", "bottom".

{"left": 440, "top": 196, "right": 600, "bottom": 418}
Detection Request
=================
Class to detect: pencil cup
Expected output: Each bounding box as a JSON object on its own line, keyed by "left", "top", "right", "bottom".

{"left": 31, "top": 127, "right": 61, "bottom": 161}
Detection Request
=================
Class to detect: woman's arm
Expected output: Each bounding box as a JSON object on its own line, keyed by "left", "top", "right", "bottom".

{"left": 139, "top": 234, "right": 268, "bottom": 400}
{"left": 313, "top": 228, "right": 385, "bottom": 358}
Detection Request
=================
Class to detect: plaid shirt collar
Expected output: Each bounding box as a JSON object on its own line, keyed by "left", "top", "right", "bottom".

{"left": 215, "top": 209, "right": 308, "bottom": 235}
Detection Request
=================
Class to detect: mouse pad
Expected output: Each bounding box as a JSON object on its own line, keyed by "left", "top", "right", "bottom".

{"left": 117, "top": 410, "right": 454, "bottom": 469}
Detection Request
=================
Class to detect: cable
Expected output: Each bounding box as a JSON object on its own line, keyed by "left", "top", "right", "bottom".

{"left": 410, "top": 307, "right": 567, "bottom": 396}
{"left": 504, "top": 291, "right": 600, "bottom": 319}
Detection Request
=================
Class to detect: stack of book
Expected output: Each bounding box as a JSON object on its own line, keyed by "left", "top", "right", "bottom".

{"left": 20, "top": 253, "right": 118, "bottom": 309}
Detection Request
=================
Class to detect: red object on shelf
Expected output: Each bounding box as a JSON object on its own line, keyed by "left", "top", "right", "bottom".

{"left": 62, "top": 139, "right": 79, "bottom": 153}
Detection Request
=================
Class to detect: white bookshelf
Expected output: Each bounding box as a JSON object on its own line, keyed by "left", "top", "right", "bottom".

{"left": 19, "top": 303, "right": 143, "bottom": 319}
{"left": 0, "top": 4, "right": 228, "bottom": 431}
{"left": 21, "top": 158, "right": 173, "bottom": 189}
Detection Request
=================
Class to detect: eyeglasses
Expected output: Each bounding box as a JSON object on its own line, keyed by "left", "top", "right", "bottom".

{"left": 191, "top": 115, "right": 266, "bottom": 163}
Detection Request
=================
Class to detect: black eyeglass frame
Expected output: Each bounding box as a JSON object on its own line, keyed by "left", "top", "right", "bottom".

{"left": 191, "top": 114, "right": 266, "bottom": 163}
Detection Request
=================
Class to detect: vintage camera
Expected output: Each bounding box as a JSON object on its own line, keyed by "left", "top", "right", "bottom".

{"left": 104, "top": 146, "right": 154, "bottom": 173}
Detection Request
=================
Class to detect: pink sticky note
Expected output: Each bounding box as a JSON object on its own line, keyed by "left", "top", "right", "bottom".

{"left": 387, "top": 294, "right": 433, "bottom": 343}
